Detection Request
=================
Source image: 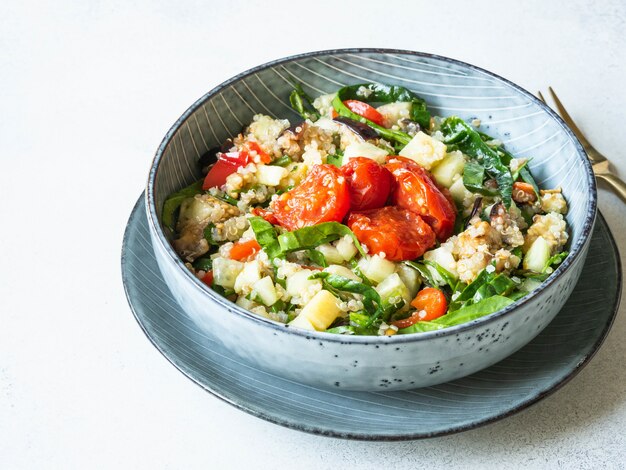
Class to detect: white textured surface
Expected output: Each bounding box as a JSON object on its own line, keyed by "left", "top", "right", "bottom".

{"left": 1, "top": 0, "right": 624, "bottom": 468}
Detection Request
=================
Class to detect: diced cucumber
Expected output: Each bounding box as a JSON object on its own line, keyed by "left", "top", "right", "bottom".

{"left": 213, "top": 258, "right": 244, "bottom": 289}
{"left": 520, "top": 278, "right": 543, "bottom": 293}
{"left": 235, "top": 295, "right": 256, "bottom": 310}
{"left": 256, "top": 164, "right": 288, "bottom": 186}
{"left": 395, "top": 263, "right": 422, "bottom": 299}
{"left": 286, "top": 269, "right": 321, "bottom": 297}
{"left": 375, "top": 273, "right": 411, "bottom": 307}
{"left": 423, "top": 247, "right": 458, "bottom": 283}
{"left": 449, "top": 177, "right": 474, "bottom": 206}
{"left": 296, "top": 289, "right": 342, "bottom": 331}
{"left": 288, "top": 312, "right": 316, "bottom": 331}
{"left": 376, "top": 102, "right": 412, "bottom": 127}
{"left": 358, "top": 254, "right": 396, "bottom": 284}
{"left": 252, "top": 276, "right": 279, "bottom": 306}
{"left": 317, "top": 243, "right": 344, "bottom": 265}
{"left": 324, "top": 264, "right": 361, "bottom": 281}
{"left": 233, "top": 260, "right": 262, "bottom": 294}
{"left": 523, "top": 236, "right": 551, "bottom": 272}
{"left": 430, "top": 150, "right": 465, "bottom": 188}
{"left": 398, "top": 131, "right": 447, "bottom": 170}
{"left": 336, "top": 236, "right": 357, "bottom": 261}
{"left": 342, "top": 142, "right": 388, "bottom": 164}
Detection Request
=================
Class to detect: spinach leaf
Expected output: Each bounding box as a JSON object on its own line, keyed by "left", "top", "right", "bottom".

{"left": 398, "top": 295, "right": 513, "bottom": 334}
{"left": 289, "top": 83, "right": 320, "bottom": 121}
{"left": 192, "top": 256, "right": 213, "bottom": 271}
{"left": 440, "top": 117, "right": 513, "bottom": 207}
{"left": 403, "top": 260, "right": 438, "bottom": 287}
{"left": 214, "top": 192, "right": 238, "bottom": 206}
{"left": 309, "top": 272, "right": 381, "bottom": 319}
{"left": 462, "top": 161, "right": 499, "bottom": 197}
{"left": 326, "top": 153, "right": 343, "bottom": 167}
{"left": 497, "top": 146, "right": 540, "bottom": 196}
{"left": 349, "top": 312, "right": 380, "bottom": 335}
{"left": 423, "top": 260, "right": 459, "bottom": 290}
{"left": 162, "top": 179, "right": 204, "bottom": 230}
{"left": 272, "top": 155, "right": 292, "bottom": 167}
{"left": 203, "top": 223, "right": 220, "bottom": 246}
{"left": 544, "top": 251, "right": 568, "bottom": 273}
{"left": 248, "top": 216, "right": 283, "bottom": 259}
{"left": 326, "top": 325, "right": 356, "bottom": 335}
{"left": 306, "top": 249, "right": 327, "bottom": 267}
{"left": 331, "top": 83, "right": 430, "bottom": 145}
{"left": 278, "top": 222, "right": 366, "bottom": 256}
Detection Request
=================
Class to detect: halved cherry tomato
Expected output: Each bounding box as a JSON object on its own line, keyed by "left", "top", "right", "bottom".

{"left": 331, "top": 100, "right": 385, "bottom": 126}
{"left": 340, "top": 157, "right": 393, "bottom": 211}
{"left": 270, "top": 164, "right": 350, "bottom": 231}
{"left": 347, "top": 206, "right": 436, "bottom": 261}
{"left": 202, "top": 151, "right": 250, "bottom": 189}
{"left": 200, "top": 270, "right": 214, "bottom": 287}
{"left": 392, "top": 288, "right": 448, "bottom": 328}
{"left": 385, "top": 156, "right": 456, "bottom": 241}
{"left": 230, "top": 239, "right": 261, "bottom": 261}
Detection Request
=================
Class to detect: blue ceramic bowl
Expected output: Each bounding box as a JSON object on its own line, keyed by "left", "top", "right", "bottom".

{"left": 145, "top": 49, "right": 596, "bottom": 391}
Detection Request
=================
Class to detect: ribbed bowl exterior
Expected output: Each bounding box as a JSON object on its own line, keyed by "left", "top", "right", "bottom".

{"left": 145, "top": 49, "right": 596, "bottom": 391}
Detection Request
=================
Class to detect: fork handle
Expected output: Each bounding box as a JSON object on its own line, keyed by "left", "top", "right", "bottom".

{"left": 597, "top": 173, "right": 626, "bottom": 203}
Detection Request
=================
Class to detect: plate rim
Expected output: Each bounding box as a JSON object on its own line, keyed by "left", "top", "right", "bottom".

{"left": 121, "top": 196, "right": 622, "bottom": 441}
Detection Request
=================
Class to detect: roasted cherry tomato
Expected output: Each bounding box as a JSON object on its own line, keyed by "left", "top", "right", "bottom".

{"left": 347, "top": 206, "right": 436, "bottom": 261}
{"left": 200, "top": 270, "right": 214, "bottom": 287}
{"left": 340, "top": 157, "right": 393, "bottom": 211}
{"left": 331, "top": 99, "right": 385, "bottom": 126}
{"left": 270, "top": 164, "right": 350, "bottom": 231}
{"left": 385, "top": 156, "right": 456, "bottom": 241}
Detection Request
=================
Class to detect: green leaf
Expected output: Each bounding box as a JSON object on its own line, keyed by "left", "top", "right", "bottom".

{"left": 309, "top": 272, "right": 382, "bottom": 320}
{"left": 192, "top": 256, "right": 213, "bottom": 271}
{"left": 462, "top": 161, "right": 499, "bottom": 196}
{"left": 248, "top": 216, "right": 283, "bottom": 259}
{"left": 272, "top": 155, "right": 292, "bottom": 167}
{"left": 214, "top": 193, "right": 239, "bottom": 206}
{"left": 440, "top": 117, "right": 513, "bottom": 207}
{"left": 331, "top": 83, "right": 430, "bottom": 145}
{"left": 543, "top": 251, "right": 568, "bottom": 273}
{"left": 399, "top": 295, "right": 514, "bottom": 334}
{"left": 289, "top": 83, "right": 320, "bottom": 121}
{"left": 162, "top": 179, "right": 204, "bottom": 230}
{"left": 326, "top": 153, "right": 343, "bottom": 167}
{"left": 278, "top": 222, "right": 366, "bottom": 256}
{"left": 423, "top": 260, "right": 459, "bottom": 290}
{"left": 326, "top": 325, "right": 356, "bottom": 335}
{"left": 306, "top": 249, "right": 327, "bottom": 267}
{"left": 403, "top": 260, "right": 438, "bottom": 287}
{"left": 203, "top": 223, "right": 219, "bottom": 246}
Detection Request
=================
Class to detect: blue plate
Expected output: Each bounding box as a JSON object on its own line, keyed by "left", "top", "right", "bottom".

{"left": 122, "top": 195, "right": 621, "bottom": 440}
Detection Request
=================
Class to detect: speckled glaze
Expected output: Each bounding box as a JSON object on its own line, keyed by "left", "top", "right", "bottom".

{"left": 145, "top": 49, "right": 597, "bottom": 391}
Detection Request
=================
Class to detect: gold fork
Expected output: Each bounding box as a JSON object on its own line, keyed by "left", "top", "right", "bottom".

{"left": 537, "top": 87, "right": 626, "bottom": 203}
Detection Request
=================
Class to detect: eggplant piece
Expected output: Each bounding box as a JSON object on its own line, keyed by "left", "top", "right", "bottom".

{"left": 198, "top": 139, "right": 233, "bottom": 170}
{"left": 332, "top": 116, "right": 379, "bottom": 140}
{"left": 465, "top": 197, "right": 483, "bottom": 229}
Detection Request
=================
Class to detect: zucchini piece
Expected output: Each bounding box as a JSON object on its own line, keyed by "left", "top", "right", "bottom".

{"left": 398, "top": 131, "right": 447, "bottom": 170}
{"left": 251, "top": 276, "right": 279, "bottom": 306}
{"left": 342, "top": 142, "right": 388, "bottom": 164}
{"left": 523, "top": 237, "right": 551, "bottom": 272}
{"left": 213, "top": 258, "right": 244, "bottom": 289}
{"left": 430, "top": 150, "right": 465, "bottom": 188}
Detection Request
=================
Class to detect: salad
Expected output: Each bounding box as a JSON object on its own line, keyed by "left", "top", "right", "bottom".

{"left": 163, "top": 83, "right": 569, "bottom": 335}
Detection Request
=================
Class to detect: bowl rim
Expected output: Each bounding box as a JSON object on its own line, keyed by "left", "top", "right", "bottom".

{"left": 145, "top": 47, "right": 597, "bottom": 344}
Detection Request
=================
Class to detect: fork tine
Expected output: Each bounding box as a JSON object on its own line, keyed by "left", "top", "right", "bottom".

{"left": 547, "top": 86, "right": 592, "bottom": 149}
{"left": 537, "top": 91, "right": 546, "bottom": 103}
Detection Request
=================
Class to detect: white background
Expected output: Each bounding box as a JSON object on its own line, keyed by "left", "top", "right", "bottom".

{"left": 1, "top": 1, "right": 625, "bottom": 468}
